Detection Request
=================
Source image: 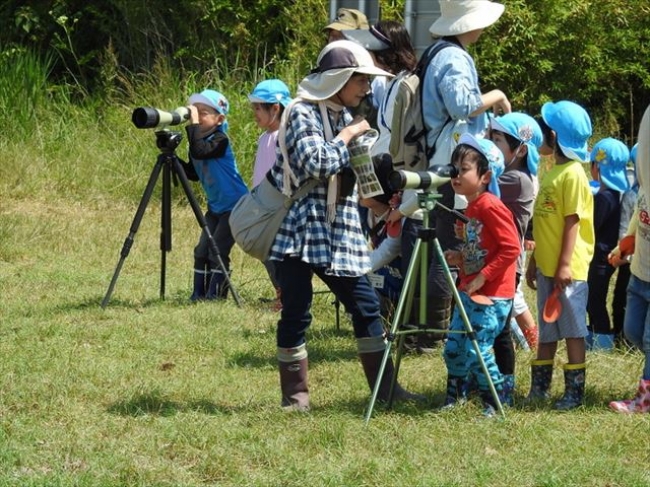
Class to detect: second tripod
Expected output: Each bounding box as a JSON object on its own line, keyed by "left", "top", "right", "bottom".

{"left": 102, "top": 130, "right": 242, "bottom": 308}
{"left": 364, "top": 190, "right": 505, "bottom": 423}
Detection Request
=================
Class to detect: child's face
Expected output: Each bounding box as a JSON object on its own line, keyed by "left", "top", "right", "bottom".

{"left": 335, "top": 74, "right": 371, "bottom": 107}
{"left": 251, "top": 103, "right": 279, "bottom": 131}
{"left": 489, "top": 130, "right": 524, "bottom": 169}
{"left": 195, "top": 103, "right": 224, "bottom": 130}
{"left": 451, "top": 153, "right": 491, "bottom": 200}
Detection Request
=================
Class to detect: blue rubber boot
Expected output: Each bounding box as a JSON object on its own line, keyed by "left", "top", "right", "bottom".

{"left": 205, "top": 270, "right": 225, "bottom": 300}
{"left": 190, "top": 268, "right": 207, "bottom": 301}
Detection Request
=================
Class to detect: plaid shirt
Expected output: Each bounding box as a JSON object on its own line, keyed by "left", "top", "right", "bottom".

{"left": 268, "top": 101, "right": 371, "bottom": 276}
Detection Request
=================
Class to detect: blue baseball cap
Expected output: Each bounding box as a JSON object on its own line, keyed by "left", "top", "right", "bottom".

{"left": 590, "top": 137, "right": 630, "bottom": 192}
{"left": 248, "top": 79, "right": 292, "bottom": 107}
{"left": 490, "top": 112, "right": 543, "bottom": 176}
{"left": 458, "top": 133, "right": 505, "bottom": 198}
{"left": 188, "top": 89, "right": 229, "bottom": 116}
{"left": 541, "top": 100, "right": 592, "bottom": 162}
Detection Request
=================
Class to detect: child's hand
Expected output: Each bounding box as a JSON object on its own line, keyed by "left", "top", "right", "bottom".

{"left": 444, "top": 250, "right": 461, "bottom": 266}
{"left": 608, "top": 246, "right": 631, "bottom": 267}
{"left": 463, "top": 273, "right": 486, "bottom": 296}
{"left": 526, "top": 254, "right": 537, "bottom": 290}
{"left": 188, "top": 104, "right": 199, "bottom": 124}
{"left": 554, "top": 263, "right": 572, "bottom": 289}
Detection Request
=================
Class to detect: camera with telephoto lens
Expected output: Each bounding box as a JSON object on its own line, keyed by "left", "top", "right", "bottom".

{"left": 132, "top": 106, "right": 190, "bottom": 129}
{"left": 388, "top": 164, "right": 458, "bottom": 191}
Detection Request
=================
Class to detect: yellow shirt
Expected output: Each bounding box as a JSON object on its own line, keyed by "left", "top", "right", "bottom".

{"left": 533, "top": 160, "right": 595, "bottom": 280}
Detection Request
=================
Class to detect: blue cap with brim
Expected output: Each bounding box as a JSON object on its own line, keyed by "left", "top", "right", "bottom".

{"left": 188, "top": 89, "right": 229, "bottom": 116}
{"left": 490, "top": 112, "right": 543, "bottom": 176}
{"left": 458, "top": 133, "right": 505, "bottom": 198}
{"left": 590, "top": 137, "right": 630, "bottom": 192}
{"left": 248, "top": 79, "right": 292, "bottom": 107}
{"left": 541, "top": 100, "right": 592, "bottom": 162}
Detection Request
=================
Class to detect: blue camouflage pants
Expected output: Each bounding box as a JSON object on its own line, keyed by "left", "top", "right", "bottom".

{"left": 443, "top": 292, "right": 512, "bottom": 390}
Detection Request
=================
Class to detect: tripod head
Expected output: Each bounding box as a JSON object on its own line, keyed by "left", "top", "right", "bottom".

{"left": 155, "top": 130, "right": 183, "bottom": 154}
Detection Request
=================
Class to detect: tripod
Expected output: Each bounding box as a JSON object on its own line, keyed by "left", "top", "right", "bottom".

{"left": 364, "top": 190, "right": 504, "bottom": 423}
{"left": 102, "top": 130, "right": 242, "bottom": 308}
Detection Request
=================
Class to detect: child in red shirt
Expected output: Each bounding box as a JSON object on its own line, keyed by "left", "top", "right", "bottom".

{"left": 442, "top": 133, "right": 520, "bottom": 415}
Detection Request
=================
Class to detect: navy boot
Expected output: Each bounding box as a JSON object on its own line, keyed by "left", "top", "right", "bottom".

{"left": 190, "top": 268, "right": 207, "bottom": 301}
{"left": 205, "top": 270, "right": 225, "bottom": 300}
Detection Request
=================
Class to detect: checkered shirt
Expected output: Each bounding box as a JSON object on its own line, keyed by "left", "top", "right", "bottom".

{"left": 268, "top": 101, "right": 371, "bottom": 276}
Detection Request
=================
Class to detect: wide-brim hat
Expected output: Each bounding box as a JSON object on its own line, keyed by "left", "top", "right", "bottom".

{"left": 458, "top": 133, "right": 504, "bottom": 198}
{"left": 342, "top": 25, "right": 391, "bottom": 52}
{"left": 429, "top": 0, "right": 505, "bottom": 37}
{"left": 188, "top": 89, "right": 229, "bottom": 115}
{"left": 490, "top": 112, "right": 543, "bottom": 176}
{"left": 297, "top": 40, "right": 393, "bottom": 101}
{"left": 541, "top": 100, "right": 592, "bottom": 162}
{"left": 324, "top": 8, "right": 369, "bottom": 32}
{"left": 248, "top": 79, "right": 292, "bottom": 107}
{"left": 590, "top": 137, "right": 630, "bottom": 192}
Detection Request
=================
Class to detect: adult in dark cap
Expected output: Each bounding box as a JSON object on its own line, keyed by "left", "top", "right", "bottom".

{"left": 267, "top": 40, "right": 422, "bottom": 411}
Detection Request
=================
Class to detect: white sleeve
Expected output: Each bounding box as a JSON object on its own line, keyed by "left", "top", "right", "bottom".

{"left": 370, "top": 233, "right": 402, "bottom": 271}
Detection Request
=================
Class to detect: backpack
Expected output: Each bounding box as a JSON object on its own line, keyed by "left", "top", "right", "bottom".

{"left": 388, "top": 40, "right": 457, "bottom": 172}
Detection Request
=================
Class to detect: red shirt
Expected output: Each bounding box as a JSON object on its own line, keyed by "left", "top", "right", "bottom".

{"left": 454, "top": 192, "right": 520, "bottom": 298}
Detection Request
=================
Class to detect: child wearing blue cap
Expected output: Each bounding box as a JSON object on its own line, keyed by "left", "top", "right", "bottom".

{"left": 184, "top": 89, "right": 248, "bottom": 301}
{"left": 488, "top": 112, "right": 543, "bottom": 403}
{"left": 587, "top": 138, "right": 630, "bottom": 350}
{"left": 525, "top": 100, "right": 595, "bottom": 410}
{"left": 611, "top": 143, "right": 639, "bottom": 344}
{"left": 248, "top": 79, "right": 292, "bottom": 310}
{"left": 442, "top": 133, "right": 520, "bottom": 415}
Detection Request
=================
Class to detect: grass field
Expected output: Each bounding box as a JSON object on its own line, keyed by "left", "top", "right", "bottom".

{"left": 1, "top": 189, "right": 649, "bottom": 486}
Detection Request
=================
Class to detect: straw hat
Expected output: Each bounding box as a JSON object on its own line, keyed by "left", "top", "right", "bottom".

{"left": 429, "top": 0, "right": 505, "bottom": 36}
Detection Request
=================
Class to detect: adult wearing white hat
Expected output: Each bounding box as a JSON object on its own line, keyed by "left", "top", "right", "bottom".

{"left": 266, "top": 40, "right": 421, "bottom": 411}
{"left": 420, "top": 0, "right": 512, "bottom": 363}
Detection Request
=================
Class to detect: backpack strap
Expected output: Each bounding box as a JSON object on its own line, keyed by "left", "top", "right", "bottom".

{"left": 416, "top": 38, "right": 462, "bottom": 160}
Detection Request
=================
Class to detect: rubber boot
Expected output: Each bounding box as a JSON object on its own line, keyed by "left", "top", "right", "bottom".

{"left": 501, "top": 374, "right": 515, "bottom": 407}
{"left": 277, "top": 345, "right": 309, "bottom": 412}
{"left": 442, "top": 375, "right": 468, "bottom": 408}
{"left": 554, "top": 363, "right": 585, "bottom": 410}
{"left": 357, "top": 337, "right": 425, "bottom": 403}
{"left": 609, "top": 378, "right": 650, "bottom": 413}
{"left": 205, "top": 270, "right": 225, "bottom": 300}
{"left": 526, "top": 359, "right": 554, "bottom": 401}
{"left": 418, "top": 297, "right": 452, "bottom": 354}
{"left": 190, "top": 268, "right": 207, "bottom": 301}
{"left": 479, "top": 382, "right": 505, "bottom": 417}
{"left": 591, "top": 333, "right": 615, "bottom": 352}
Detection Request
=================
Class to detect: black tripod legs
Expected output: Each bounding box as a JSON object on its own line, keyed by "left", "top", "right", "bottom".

{"left": 102, "top": 154, "right": 165, "bottom": 308}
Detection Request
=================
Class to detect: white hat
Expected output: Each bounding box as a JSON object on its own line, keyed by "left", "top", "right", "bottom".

{"left": 429, "top": 0, "right": 505, "bottom": 37}
{"left": 297, "top": 40, "right": 392, "bottom": 101}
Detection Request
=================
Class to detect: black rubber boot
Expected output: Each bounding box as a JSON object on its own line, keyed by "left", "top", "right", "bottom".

{"left": 278, "top": 346, "right": 309, "bottom": 412}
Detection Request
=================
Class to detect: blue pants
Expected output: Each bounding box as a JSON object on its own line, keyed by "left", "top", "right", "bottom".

{"left": 623, "top": 275, "right": 650, "bottom": 379}
{"left": 275, "top": 257, "right": 385, "bottom": 348}
{"left": 443, "top": 292, "right": 511, "bottom": 389}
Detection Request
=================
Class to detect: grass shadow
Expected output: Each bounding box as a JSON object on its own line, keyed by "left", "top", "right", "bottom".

{"left": 106, "top": 391, "right": 242, "bottom": 417}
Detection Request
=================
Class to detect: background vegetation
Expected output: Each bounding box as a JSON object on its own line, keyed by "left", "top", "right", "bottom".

{"left": 1, "top": 1, "right": 650, "bottom": 485}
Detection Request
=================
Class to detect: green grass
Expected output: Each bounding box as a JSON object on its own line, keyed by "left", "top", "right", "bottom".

{"left": 1, "top": 50, "right": 649, "bottom": 487}
{"left": 2, "top": 182, "right": 650, "bottom": 486}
